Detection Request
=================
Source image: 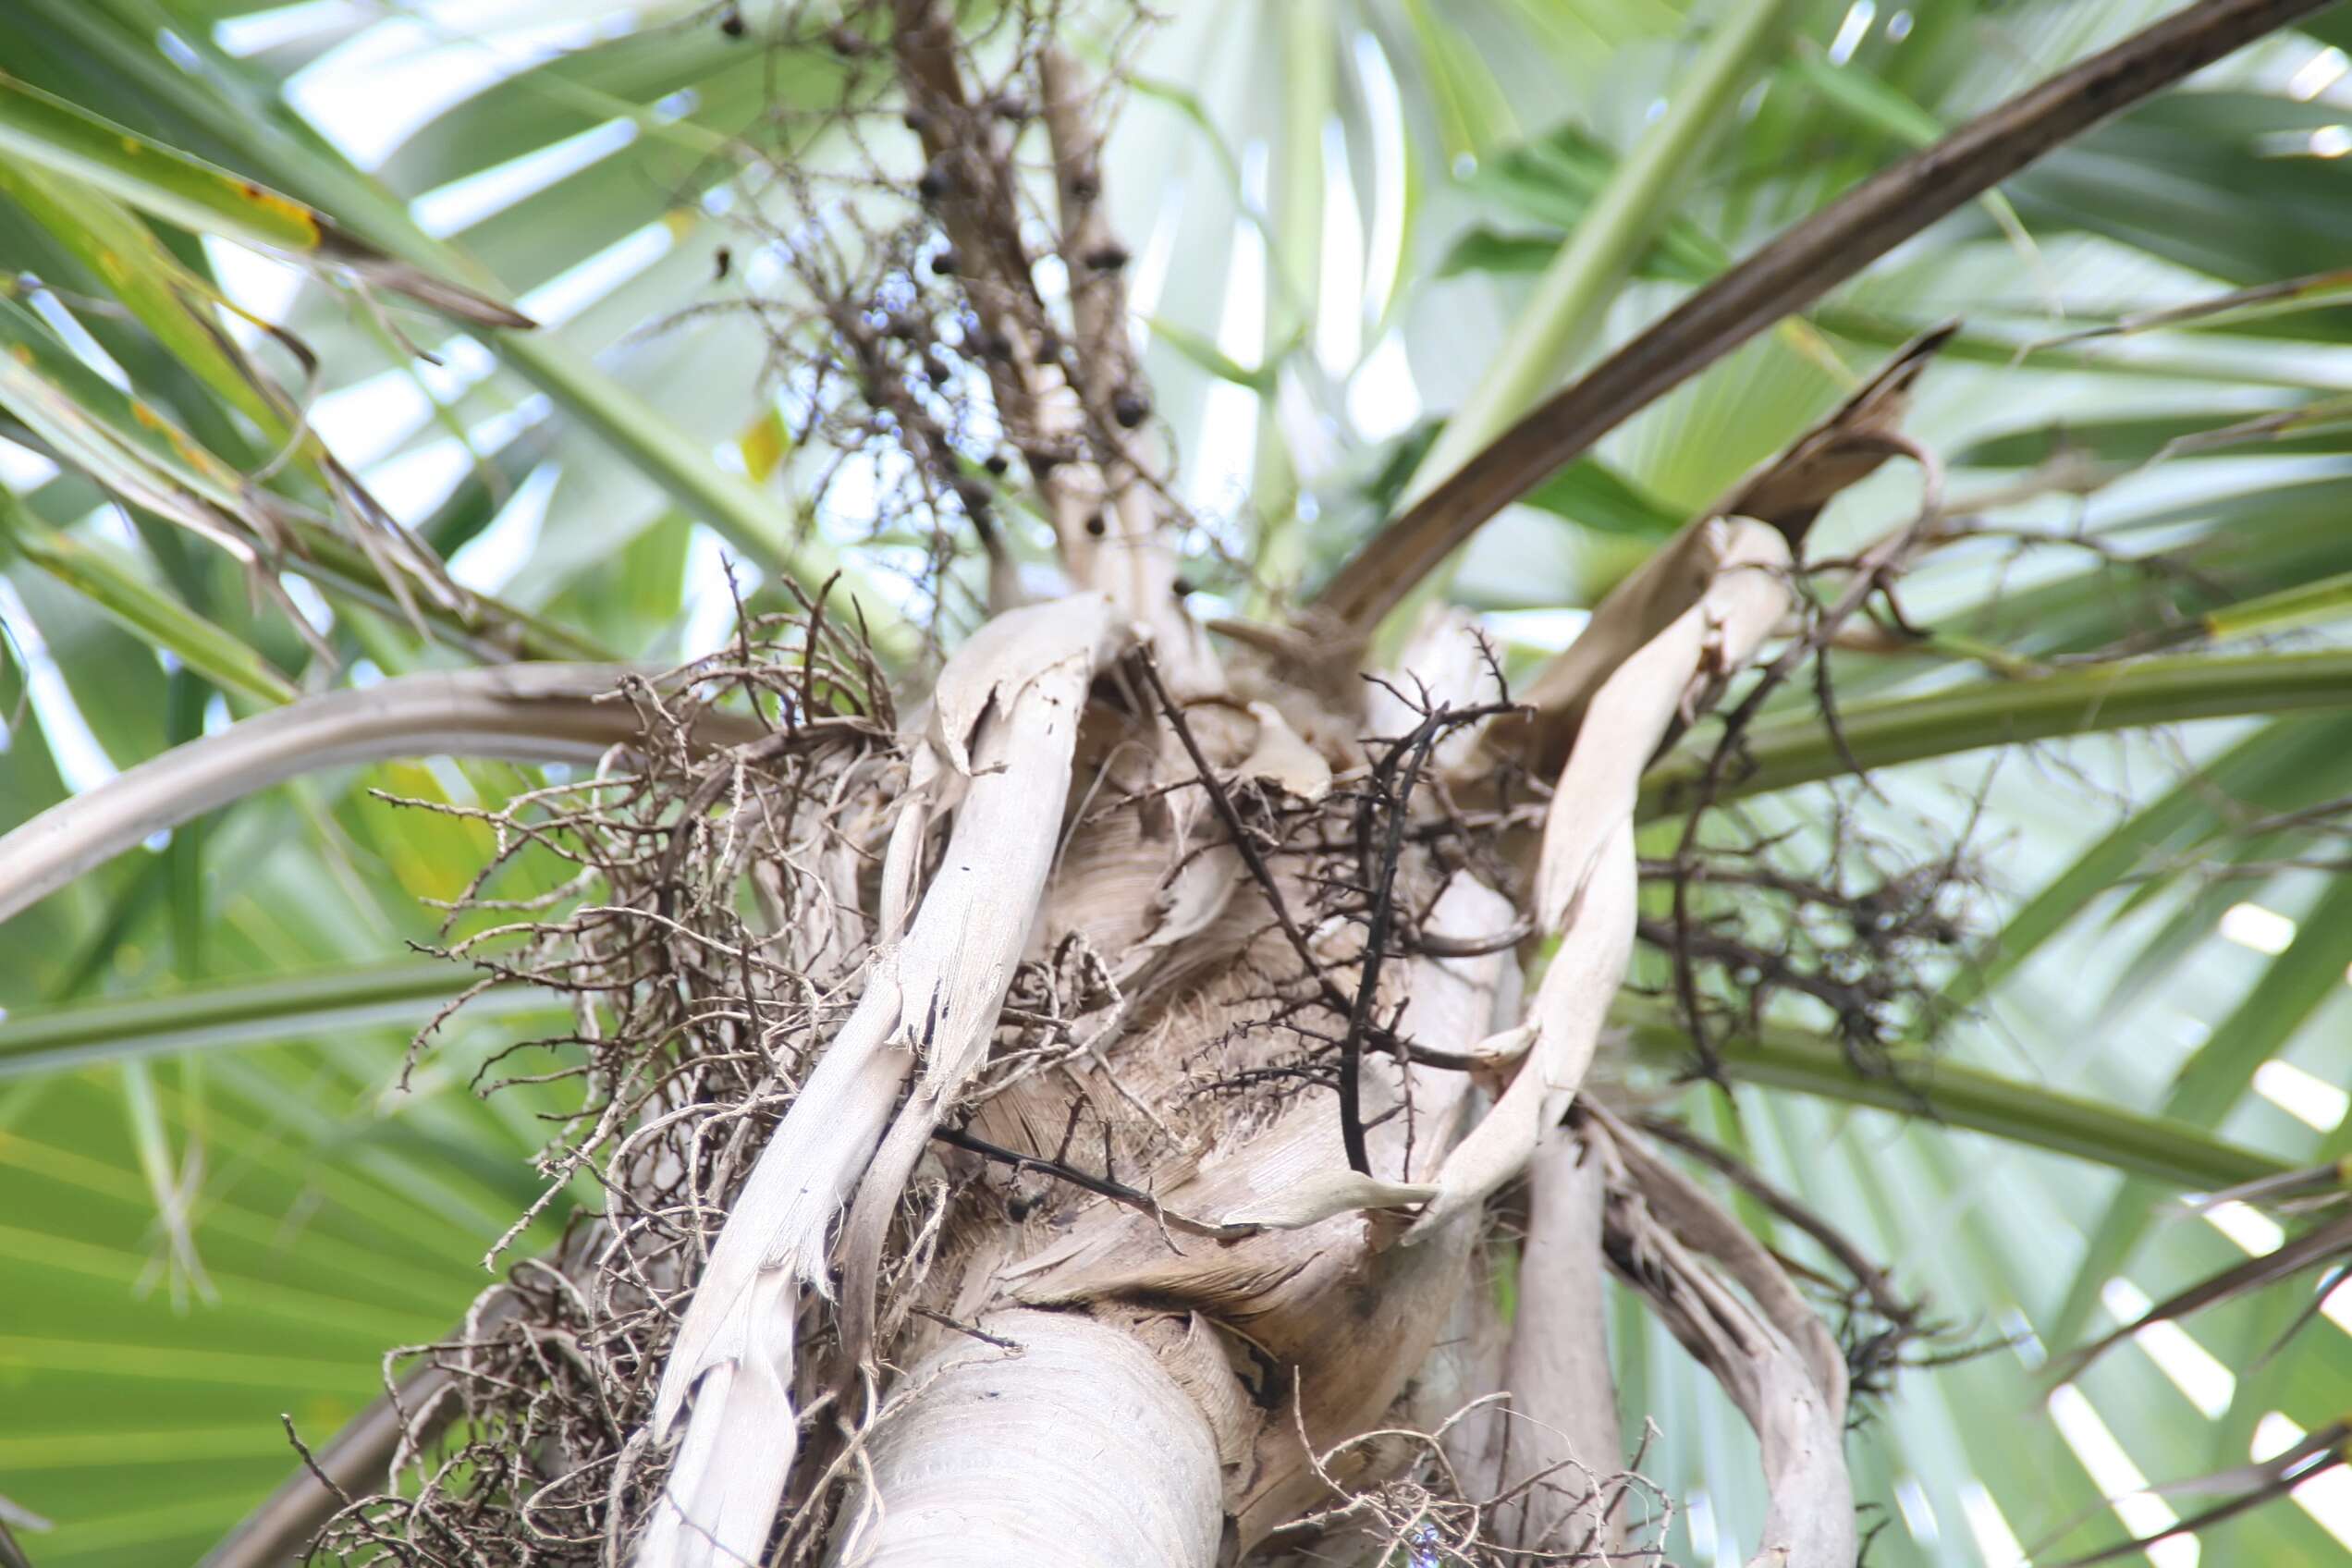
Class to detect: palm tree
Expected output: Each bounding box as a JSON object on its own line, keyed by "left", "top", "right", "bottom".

{"left": 3, "top": 1, "right": 2351, "bottom": 1564}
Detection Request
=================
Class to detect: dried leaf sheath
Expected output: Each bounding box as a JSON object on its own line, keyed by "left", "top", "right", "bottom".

{"left": 1588, "top": 1107, "right": 1855, "bottom": 1568}
{"left": 643, "top": 595, "right": 1122, "bottom": 1568}
{"left": 1489, "top": 1128, "right": 1627, "bottom": 1555}
{"left": 1407, "top": 521, "right": 1793, "bottom": 1241}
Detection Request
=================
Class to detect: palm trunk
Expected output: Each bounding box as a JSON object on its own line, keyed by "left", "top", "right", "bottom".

{"left": 829, "top": 1310, "right": 1225, "bottom": 1568}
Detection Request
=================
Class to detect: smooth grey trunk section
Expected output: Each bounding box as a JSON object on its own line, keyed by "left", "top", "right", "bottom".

{"left": 828, "top": 1309, "right": 1222, "bottom": 1568}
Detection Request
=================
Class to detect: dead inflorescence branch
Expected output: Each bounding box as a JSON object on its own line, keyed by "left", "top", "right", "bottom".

{"left": 1275, "top": 1390, "right": 1675, "bottom": 1566}
{"left": 636, "top": 0, "right": 1200, "bottom": 662}
{"left": 1134, "top": 646, "right": 1516, "bottom": 1155}
{"left": 1629, "top": 1114, "right": 1956, "bottom": 1403}
{"left": 306, "top": 588, "right": 902, "bottom": 1564}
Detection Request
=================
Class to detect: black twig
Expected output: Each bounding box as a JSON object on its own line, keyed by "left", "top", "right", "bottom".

{"left": 931, "top": 1123, "right": 1235, "bottom": 1239}
{"left": 1133, "top": 648, "right": 1338, "bottom": 1000}
{"left": 1338, "top": 703, "right": 1454, "bottom": 1173}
